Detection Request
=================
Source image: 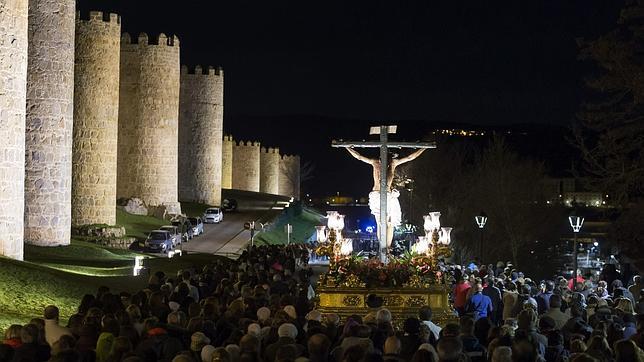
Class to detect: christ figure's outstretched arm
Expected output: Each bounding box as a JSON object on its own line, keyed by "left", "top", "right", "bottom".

{"left": 345, "top": 147, "right": 375, "bottom": 165}
{"left": 392, "top": 148, "right": 426, "bottom": 168}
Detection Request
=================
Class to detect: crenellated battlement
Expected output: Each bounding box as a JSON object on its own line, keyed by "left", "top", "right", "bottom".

{"left": 223, "top": 135, "right": 234, "bottom": 142}
{"left": 262, "top": 147, "right": 280, "bottom": 154}
{"left": 281, "top": 154, "right": 300, "bottom": 161}
{"left": 235, "top": 140, "right": 261, "bottom": 147}
{"left": 120, "top": 32, "right": 180, "bottom": 47}
{"left": 76, "top": 10, "right": 121, "bottom": 25}
{"left": 181, "top": 65, "right": 224, "bottom": 76}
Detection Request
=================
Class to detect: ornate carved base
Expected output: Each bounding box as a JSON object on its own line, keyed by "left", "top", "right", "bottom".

{"left": 315, "top": 284, "right": 458, "bottom": 327}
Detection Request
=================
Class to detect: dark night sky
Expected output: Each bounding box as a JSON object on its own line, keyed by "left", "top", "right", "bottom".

{"left": 78, "top": 0, "right": 624, "bottom": 196}
{"left": 79, "top": 0, "right": 623, "bottom": 124}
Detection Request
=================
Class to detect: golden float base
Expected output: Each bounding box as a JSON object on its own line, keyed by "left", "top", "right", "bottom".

{"left": 315, "top": 284, "right": 458, "bottom": 327}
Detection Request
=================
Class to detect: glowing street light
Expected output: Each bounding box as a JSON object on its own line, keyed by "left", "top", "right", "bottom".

{"left": 569, "top": 212, "right": 584, "bottom": 282}
{"left": 475, "top": 211, "right": 487, "bottom": 263}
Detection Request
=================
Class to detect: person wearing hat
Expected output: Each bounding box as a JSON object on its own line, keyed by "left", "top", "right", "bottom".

{"left": 264, "top": 323, "right": 304, "bottom": 362}
{"left": 189, "top": 332, "right": 210, "bottom": 361}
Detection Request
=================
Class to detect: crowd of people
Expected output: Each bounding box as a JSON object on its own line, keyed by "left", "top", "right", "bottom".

{"left": 1, "top": 244, "right": 644, "bottom": 362}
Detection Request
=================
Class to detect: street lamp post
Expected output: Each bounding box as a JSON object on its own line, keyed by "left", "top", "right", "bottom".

{"left": 569, "top": 212, "right": 584, "bottom": 282}
{"left": 475, "top": 211, "right": 488, "bottom": 263}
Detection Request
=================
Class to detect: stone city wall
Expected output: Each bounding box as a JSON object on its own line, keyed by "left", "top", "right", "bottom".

{"left": 279, "top": 154, "right": 301, "bottom": 200}
{"left": 260, "top": 147, "right": 280, "bottom": 195}
{"left": 178, "top": 65, "right": 224, "bottom": 206}
{"left": 0, "top": 0, "right": 28, "bottom": 259}
{"left": 232, "top": 141, "right": 261, "bottom": 192}
{"left": 24, "top": 0, "right": 75, "bottom": 246}
{"left": 72, "top": 11, "right": 121, "bottom": 226}
{"left": 221, "top": 135, "right": 234, "bottom": 189}
{"left": 117, "top": 32, "right": 181, "bottom": 214}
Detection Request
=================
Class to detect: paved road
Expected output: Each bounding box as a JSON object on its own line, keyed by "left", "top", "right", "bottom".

{"left": 180, "top": 190, "right": 289, "bottom": 257}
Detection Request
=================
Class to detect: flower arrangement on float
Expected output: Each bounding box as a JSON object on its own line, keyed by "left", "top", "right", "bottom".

{"left": 315, "top": 211, "right": 454, "bottom": 289}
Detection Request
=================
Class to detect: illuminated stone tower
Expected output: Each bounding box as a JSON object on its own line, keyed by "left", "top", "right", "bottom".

{"left": 25, "top": 0, "right": 75, "bottom": 246}
{"left": 178, "top": 65, "right": 224, "bottom": 205}
{"left": 72, "top": 11, "right": 121, "bottom": 226}
{"left": 117, "top": 32, "right": 181, "bottom": 214}
{"left": 0, "top": 0, "right": 28, "bottom": 259}
{"left": 260, "top": 147, "right": 280, "bottom": 194}
{"left": 279, "top": 154, "right": 301, "bottom": 200}
{"left": 232, "top": 141, "right": 261, "bottom": 192}
{"left": 221, "top": 135, "right": 234, "bottom": 189}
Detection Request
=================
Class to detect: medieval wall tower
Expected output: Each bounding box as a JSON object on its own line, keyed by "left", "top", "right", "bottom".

{"left": 232, "top": 141, "right": 261, "bottom": 192}
{"left": 221, "top": 135, "right": 234, "bottom": 189}
{"left": 178, "top": 65, "right": 224, "bottom": 206}
{"left": 0, "top": 0, "right": 28, "bottom": 259}
{"left": 260, "top": 147, "right": 280, "bottom": 195}
{"left": 24, "top": 0, "right": 75, "bottom": 246}
{"left": 72, "top": 11, "right": 121, "bottom": 226}
{"left": 279, "top": 154, "right": 301, "bottom": 200}
{"left": 117, "top": 32, "right": 181, "bottom": 213}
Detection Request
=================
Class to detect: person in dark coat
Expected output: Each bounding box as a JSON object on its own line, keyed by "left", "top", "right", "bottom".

{"left": 482, "top": 277, "right": 502, "bottom": 324}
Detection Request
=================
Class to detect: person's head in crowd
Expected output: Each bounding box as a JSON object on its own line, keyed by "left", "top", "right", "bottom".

{"left": 549, "top": 294, "right": 562, "bottom": 309}
{"left": 384, "top": 335, "right": 402, "bottom": 355}
{"left": 538, "top": 315, "right": 556, "bottom": 333}
{"left": 201, "top": 345, "right": 216, "bottom": 362}
{"left": 342, "top": 344, "right": 367, "bottom": 362}
{"left": 44, "top": 305, "right": 61, "bottom": 322}
{"left": 512, "top": 336, "right": 538, "bottom": 362}
{"left": 403, "top": 317, "right": 421, "bottom": 336}
{"left": 616, "top": 298, "right": 635, "bottom": 315}
{"left": 211, "top": 347, "right": 231, "bottom": 362}
{"left": 3, "top": 324, "right": 22, "bottom": 345}
{"left": 459, "top": 316, "right": 475, "bottom": 336}
{"left": 376, "top": 308, "right": 392, "bottom": 325}
{"left": 308, "top": 333, "right": 331, "bottom": 360}
{"left": 570, "top": 339, "right": 587, "bottom": 353}
{"left": 225, "top": 344, "right": 240, "bottom": 362}
{"left": 324, "top": 313, "right": 340, "bottom": 327}
{"left": 108, "top": 336, "right": 133, "bottom": 361}
{"left": 437, "top": 337, "right": 463, "bottom": 362}
{"left": 51, "top": 334, "right": 76, "bottom": 356}
{"left": 256, "top": 306, "right": 271, "bottom": 323}
{"left": 411, "top": 347, "right": 437, "bottom": 362}
{"left": 491, "top": 346, "right": 512, "bottom": 362}
{"left": 614, "top": 339, "right": 642, "bottom": 362}
{"left": 278, "top": 323, "right": 298, "bottom": 340}
{"left": 517, "top": 309, "right": 538, "bottom": 331}
{"left": 191, "top": 332, "right": 211, "bottom": 352}
{"left": 419, "top": 306, "right": 433, "bottom": 322}
{"left": 239, "top": 334, "right": 260, "bottom": 354}
{"left": 441, "top": 323, "right": 460, "bottom": 338}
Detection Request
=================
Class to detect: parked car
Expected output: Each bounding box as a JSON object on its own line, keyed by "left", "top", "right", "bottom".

{"left": 188, "top": 217, "right": 204, "bottom": 236}
{"left": 145, "top": 230, "right": 174, "bottom": 253}
{"left": 222, "top": 199, "right": 237, "bottom": 212}
{"left": 172, "top": 219, "right": 193, "bottom": 243}
{"left": 203, "top": 207, "right": 223, "bottom": 223}
{"left": 160, "top": 225, "right": 181, "bottom": 247}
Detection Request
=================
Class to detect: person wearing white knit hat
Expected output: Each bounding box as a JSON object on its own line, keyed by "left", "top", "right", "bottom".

{"left": 257, "top": 307, "right": 271, "bottom": 324}
{"left": 200, "top": 345, "right": 215, "bottom": 362}
{"left": 283, "top": 305, "right": 297, "bottom": 320}
{"left": 248, "top": 323, "right": 261, "bottom": 337}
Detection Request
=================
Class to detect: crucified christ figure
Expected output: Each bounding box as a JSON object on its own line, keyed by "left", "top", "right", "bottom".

{"left": 345, "top": 147, "right": 426, "bottom": 248}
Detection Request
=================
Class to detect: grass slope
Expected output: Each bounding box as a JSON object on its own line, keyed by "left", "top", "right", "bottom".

{"left": 116, "top": 208, "right": 167, "bottom": 240}
{"left": 254, "top": 208, "right": 323, "bottom": 245}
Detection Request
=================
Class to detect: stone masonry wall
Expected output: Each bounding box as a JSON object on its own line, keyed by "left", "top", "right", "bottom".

{"left": 118, "top": 33, "right": 181, "bottom": 213}
{"left": 25, "top": 0, "right": 75, "bottom": 246}
{"left": 178, "top": 65, "right": 224, "bottom": 206}
{"left": 72, "top": 11, "right": 121, "bottom": 226}
{"left": 279, "top": 155, "right": 301, "bottom": 200}
{"left": 0, "top": 0, "right": 28, "bottom": 259}
{"left": 232, "top": 141, "right": 260, "bottom": 192}
{"left": 221, "top": 135, "right": 233, "bottom": 189}
{"left": 260, "top": 147, "right": 280, "bottom": 195}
